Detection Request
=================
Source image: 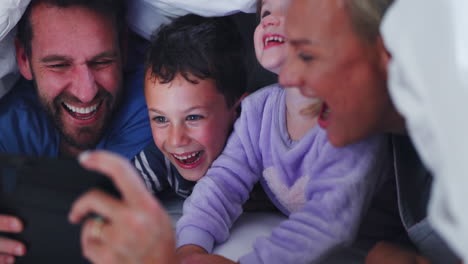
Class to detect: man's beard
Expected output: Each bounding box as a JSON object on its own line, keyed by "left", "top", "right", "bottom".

{"left": 34, "top": 82, "right": 122, "bottom": 151}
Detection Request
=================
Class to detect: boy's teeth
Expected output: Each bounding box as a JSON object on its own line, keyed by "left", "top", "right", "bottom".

{"left": 174, "top": 152, "right": 199, "bottom": 160}
{"left": 63, "top": 102, "right": 99, "bottom": 114}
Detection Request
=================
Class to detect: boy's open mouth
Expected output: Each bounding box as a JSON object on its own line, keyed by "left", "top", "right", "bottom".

{"left": 172, "top": 151, "right": 203, "bottom": 165}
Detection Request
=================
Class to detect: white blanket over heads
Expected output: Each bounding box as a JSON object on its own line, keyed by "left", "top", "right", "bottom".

{"left": 381, "top": 0, "right": 468, "bottom": 261}
{"left": 0, "top": 0, "right": 256, "bottom": 98}
{"left": 0, "top": 0, "right": 29, "bottom": 98}
{"left": 127, "top": 0, "right": 256, "bottom": 39}
{"left": 0, "top": 0, "right": 29, "bottom": 39}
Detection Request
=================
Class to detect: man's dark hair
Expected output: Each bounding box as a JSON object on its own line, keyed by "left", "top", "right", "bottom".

{"left": 17, "top": 0, "right": 126, "bottom": 58}
{"left": 146, "top": 14, "right": 247, "bottom": 108}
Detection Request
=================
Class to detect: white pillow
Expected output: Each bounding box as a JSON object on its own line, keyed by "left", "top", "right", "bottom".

{"left": 0, "top": 0, "right": 29, "bottom": 98}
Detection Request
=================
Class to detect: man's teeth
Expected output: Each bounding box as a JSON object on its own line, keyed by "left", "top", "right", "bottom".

{"left": 64, "top": 103, "right": 98, "bottom": 114}
{"left": 173, "top": 152, "right": 200, "bottom": 161}
{"left": 265, "top": 36, "right": 285, "bottom": 46}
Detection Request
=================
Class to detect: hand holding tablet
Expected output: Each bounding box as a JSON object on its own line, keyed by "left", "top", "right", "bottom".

{"left": 0, "top": 153, "right": 119, "bottom": 263}
{"left": 69, "top": 151, "right": 177, "bottom": 264}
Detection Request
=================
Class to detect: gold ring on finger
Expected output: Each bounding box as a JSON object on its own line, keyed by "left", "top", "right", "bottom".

{"left": 90, "top": 215, "right": 106, "bottom": 239}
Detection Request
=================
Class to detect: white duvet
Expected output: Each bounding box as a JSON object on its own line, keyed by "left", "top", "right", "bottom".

{"left": 0, "top": 0, "right": 256, "bottom": 98}
{"left": 382, "top": 0, "right": 468, "bottom": 261}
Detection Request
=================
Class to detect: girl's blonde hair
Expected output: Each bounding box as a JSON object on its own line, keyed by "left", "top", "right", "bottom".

{"left": 300, "top": 100, "right": 323, "bottom": 117}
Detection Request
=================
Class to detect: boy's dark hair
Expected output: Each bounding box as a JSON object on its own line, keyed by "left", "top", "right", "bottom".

{"left": 17, "top": 0, "right": 126, "bottom": 58}
{"left": 145, "top": 14, "right": 247, "bottom": 108}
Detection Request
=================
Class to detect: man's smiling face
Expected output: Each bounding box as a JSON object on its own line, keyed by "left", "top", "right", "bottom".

{"left": 17, "top": 4, "right": 123, "bottom": 152}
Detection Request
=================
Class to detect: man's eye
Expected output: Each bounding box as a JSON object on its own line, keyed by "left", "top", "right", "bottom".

{"left": 298, "top": 52, "right": 314, "bottom": 62}
{"left": 153, "top": 116, "right": 168, "bottom": 123}
{"left": 186, "top": 115, "right": 203, "bottom": 121}
{"left": 90, "top": 60, "right": 113, "bottom": 68}
{"left": 47, "top": 63, "right": 69, "bottom": 69}
{"left": 261, "top": 10, "right": 271, "bottom": 18}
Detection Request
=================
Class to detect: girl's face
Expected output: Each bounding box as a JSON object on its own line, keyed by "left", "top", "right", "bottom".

{"left": 253, "top": 0, "right": 291, "bottom": 74}
{"left": 145, "top": 73, "right": 238, "bottom": 182}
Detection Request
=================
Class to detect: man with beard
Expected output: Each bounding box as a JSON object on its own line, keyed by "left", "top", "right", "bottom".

{"left": 0, "top": 0, "right": 151, "bottom": 261}
{"left": 0, "top": 0, "right": 151, "bottom": 159}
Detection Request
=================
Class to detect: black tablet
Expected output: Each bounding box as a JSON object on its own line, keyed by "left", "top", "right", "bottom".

{"left": 0, "top": 153, "right": 119, "bottom": 264}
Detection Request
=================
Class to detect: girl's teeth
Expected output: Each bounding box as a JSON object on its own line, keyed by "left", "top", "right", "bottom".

{"left": 265, "top": 36, "right": 286, "bottom": 46}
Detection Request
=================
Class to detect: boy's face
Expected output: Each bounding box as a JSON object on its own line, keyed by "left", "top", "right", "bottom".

{"left": 254, "top": 0, "right": 291, "bottom": 74}
{"left": 145, "top": 73, "right": 238, "bottom": 182}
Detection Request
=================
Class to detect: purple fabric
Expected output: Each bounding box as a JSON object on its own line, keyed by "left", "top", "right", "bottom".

{"left": 176, "top": 84, "right": 390, "bottom": 264}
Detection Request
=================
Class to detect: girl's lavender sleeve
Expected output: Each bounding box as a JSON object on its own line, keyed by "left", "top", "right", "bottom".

{"left": 176, "top": 92, "right": 269, "bottom": 253}
{"left": 176, "top": 87, "right": 391, "bottom": 263}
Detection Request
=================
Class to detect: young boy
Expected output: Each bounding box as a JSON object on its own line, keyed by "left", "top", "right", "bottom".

{"left": 133, "top": 14, "right": 246, "bottom": 199}
{"left": 69, "top": 14, "right": 270, "bottom": 264}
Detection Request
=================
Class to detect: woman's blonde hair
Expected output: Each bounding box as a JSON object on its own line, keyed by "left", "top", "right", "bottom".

{"left": 344, "top": 0, "right": 394, "bottom": 42}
